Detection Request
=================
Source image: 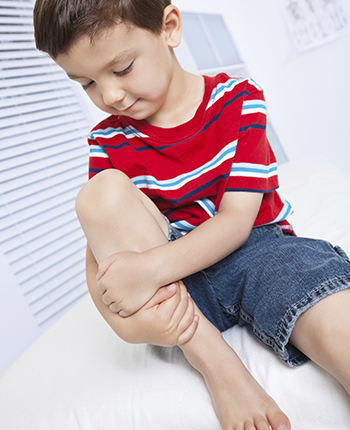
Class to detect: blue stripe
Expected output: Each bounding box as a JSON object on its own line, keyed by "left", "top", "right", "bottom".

{"left": 264, "top": 198, "right": 293, "bottom": 225}
{"left": 167, "top": 174, "right": 229, "bottom": 205}
{"left": 208, "top": 78, "right": 240, "bottom": 104}
{"left": 89, "top": 126, "right": 145, "bottom": 140}
{"left": 92, "top": 91, "right": 250, "bottom": 154}
{"left": 239, "top": 124, "right": 266, "bottom": 132}
{"left": 279, "top": 199, "right": 293, "bottom": 220}
{"left": 242, "top": 103, "right": 267, "bottom": 111}
{"left": 89, "top": 168, "right": 104, "bottom": 173}
{"left": 102, "top": 142, "right": 171, "bottom": 152}
{"left": 230, "top": 165, "right": 277, "bottom": 175}
{"left": 207, "top": 78, "right": 262, "bottom": 108}
{"left": 90, "top": 147, "right": 108, "bottom": 155}
{"left": 171, "top": 221, "right": 196, "bottom": 231}
{"left": 197, "top": 198, "right": 216, "bottom": 217}
{"left": 163, "top": 209, "right": 175, "bottom": 218}
{"left": 201, "top": 91, "right": 250, "bottom": 135}
{"left": 226, "top": 187, "right": 278, "bottom": 193}
{"left": 131, "top": 142, "right": 236, "bottom": 190}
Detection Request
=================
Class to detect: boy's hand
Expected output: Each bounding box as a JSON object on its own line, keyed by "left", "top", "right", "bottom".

{"left": 96, "top": 250, "right": 160, "bottom": 316}
{"left": 110, "top": 281, "right": 199, "bottom": 346}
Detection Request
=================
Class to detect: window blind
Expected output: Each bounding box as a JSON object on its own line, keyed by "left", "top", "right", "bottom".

{"left": 0, "top": 0, "right": 90, "bottom": 332}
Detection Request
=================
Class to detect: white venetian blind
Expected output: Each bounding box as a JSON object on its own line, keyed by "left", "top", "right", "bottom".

{"left": 0, "top": 0, "right": 89, "bottom": 334}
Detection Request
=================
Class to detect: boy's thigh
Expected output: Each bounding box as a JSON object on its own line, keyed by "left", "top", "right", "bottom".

{"left": 183, "top": 224, "right": 350, "bottom": 366}
{"left": 181, "top": 225, "right": 286, "bottom": 332}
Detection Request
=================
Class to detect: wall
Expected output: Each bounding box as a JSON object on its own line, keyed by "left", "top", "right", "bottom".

{"left": 174, "top": 0, "right": 350, "bottom": 175}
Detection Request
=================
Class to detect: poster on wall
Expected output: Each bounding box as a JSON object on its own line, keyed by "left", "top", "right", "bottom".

{"left": 280, "top": 0, "right": 348, "bottom": 50}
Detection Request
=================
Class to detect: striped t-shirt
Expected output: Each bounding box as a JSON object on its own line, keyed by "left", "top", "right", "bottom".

{"left": 88, "top": 73, "right": 293, "bottom": 234}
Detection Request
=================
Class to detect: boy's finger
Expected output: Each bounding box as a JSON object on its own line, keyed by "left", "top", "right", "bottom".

{"left": 96, "top": 254, "right": 117, "bottom": 280}
{"left": 102, "top": 291, "right": 114, "bottom": 305}
{"left": 109, "top": 302, "right": 120, "bottom": 313}
{"left": 176, "top": 295, "right": 196, "bottom": 333}
{"left": 96, "top": 262, "right": 108, "bottom": 280}
{"left": 153, "top": 283, "right": 187, "bottom": 320}
{"left": 96, "top": 279, "right": 106, "bottom": 295}
{"left": 145, "top": 284, "right": 177, "bottom": 308}
{"left": 168, "top": 282, "right": 190, "bottom": 323}
{"left": 177, "top": 315, "right": 199, "bottom": 345}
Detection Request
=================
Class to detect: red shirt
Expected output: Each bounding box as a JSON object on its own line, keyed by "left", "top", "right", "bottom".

{"left": 88, "top": 74, "right": 293, "bottom": 234}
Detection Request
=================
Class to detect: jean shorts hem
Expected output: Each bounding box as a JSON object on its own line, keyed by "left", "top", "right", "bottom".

{"left": 267, "top": 274, "right": 350, "bottom": 367}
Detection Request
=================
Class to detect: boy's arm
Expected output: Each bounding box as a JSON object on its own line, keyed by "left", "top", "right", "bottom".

{"left": 97, "top": 191, "right": 263, "bottom": 316}
{"left": 86, "top": 245, "right": 199, "bottom": 346}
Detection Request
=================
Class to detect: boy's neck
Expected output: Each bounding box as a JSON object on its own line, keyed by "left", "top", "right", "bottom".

{"left": 145, "top": 62, "right": 205, "bottom": 129}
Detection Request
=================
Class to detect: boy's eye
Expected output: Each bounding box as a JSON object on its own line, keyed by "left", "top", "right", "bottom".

{"left": 115, "top": 61, "right": 134, "bottom": 77}
{"left": 82, "top": 81, "right": 94, "bottom": 91}
{"left": 80, "top": 60, "right": 134, "bottom": 91}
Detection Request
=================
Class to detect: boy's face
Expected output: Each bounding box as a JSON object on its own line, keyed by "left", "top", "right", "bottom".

{"left": 56, "top": 22, "right": 176, "bottom": 124}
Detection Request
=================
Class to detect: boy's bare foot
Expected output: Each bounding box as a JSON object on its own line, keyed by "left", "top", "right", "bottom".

{"left": 204, "top": 353, "right": 290, "bottom": 430}
{"left": 180, "top": 308, "right": 291, "bottom": 430}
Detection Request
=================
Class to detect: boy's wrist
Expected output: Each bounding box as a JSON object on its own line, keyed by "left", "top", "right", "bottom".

{"left": 143, "top": 245, "right": 169, "bottom": 287}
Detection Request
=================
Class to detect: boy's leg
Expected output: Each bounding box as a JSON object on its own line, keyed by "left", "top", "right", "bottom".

{"left": 180, "top": 306, "right": 290, "bottom": 430}
{"left": 76, "top": 169, "right": 170, "bottom": 262}
{"left": 76, "top": 169, "right": 290, "bottom": 430}
{"left": 290, "top": 289, "right": 350, "bottom": 394}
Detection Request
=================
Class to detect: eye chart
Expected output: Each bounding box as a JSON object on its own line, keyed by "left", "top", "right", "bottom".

{"left": 280, "top": 0, "right": 348, "bottom": 50}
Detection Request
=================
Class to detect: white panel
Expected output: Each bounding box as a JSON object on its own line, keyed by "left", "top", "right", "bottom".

{"left": 181, "top": 15, "right": 219, "bottom": 69}
{"left": 201, "top": 14, "right": 243, "bottom": 66}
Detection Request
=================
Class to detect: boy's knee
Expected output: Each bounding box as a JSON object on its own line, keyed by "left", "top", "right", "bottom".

{"left": 75, "top": 169, "right": 133, "bottom": 221}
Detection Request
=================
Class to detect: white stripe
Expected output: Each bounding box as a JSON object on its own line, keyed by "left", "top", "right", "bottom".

{"left": 89, "top": 125, "right": 148, "bottom": 140}
{"left": 242, "top": 107, "right": 267, "bottom": 115}
{"left": 230, "top": 162, "right": 278, "bottom": 179}
{"left": 242, "top": 100, "right": 267, "bottom": 108}
{"left": 89, "top": 145, "right": 109, "bottom": 158}
{"left": 242, "top": 100, "right": 268, "bottom": 117}
{"left": 281, "top": 224, "right": 294, "bottom": 232}
{"left": 195, "top": 198, "right": 216, "bottom": 217}
{"left": 206, "top": 77, "right": 262, "bottom": 110}
{"left": 171, "top": 220, "right": 196, "bottom": 232}
{"left": 269, "top": 198, "right": 293, "bottom": 224}
{"left": 132, "top": 140, "right": 237, "bottom": 191}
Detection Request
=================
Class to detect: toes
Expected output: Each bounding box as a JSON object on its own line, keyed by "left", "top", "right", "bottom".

{"left": 266, "top": 408, "right": 291, "bottom": 430}
{"left": 253, "top": 414, "right": 271, "bottom": 430}
{"left": 244, "top": 420, "right": 259, "bottom": 430}
{"left": 242, "top": 414, "right": 270, "bottom": 430}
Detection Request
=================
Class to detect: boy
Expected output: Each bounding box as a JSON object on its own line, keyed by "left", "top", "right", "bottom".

{"left": 34, "top": 1, "right": 350, "bottom": 429}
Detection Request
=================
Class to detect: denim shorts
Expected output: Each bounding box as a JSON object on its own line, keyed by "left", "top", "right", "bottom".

{"left": 166, "top": 219, "right": 350, "bottom": 367}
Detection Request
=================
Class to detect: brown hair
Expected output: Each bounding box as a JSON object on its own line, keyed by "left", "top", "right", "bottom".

{"left": 33, "top": 0, "right": 171, "bottom": 58}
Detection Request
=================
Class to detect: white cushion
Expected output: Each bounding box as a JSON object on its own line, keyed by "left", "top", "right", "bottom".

{"left": 1, "top": 162, "right": 350, "bottom": 430}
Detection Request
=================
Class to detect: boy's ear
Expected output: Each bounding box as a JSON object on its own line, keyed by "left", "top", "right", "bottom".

{"left": 163, "top": 5, "right": 182, "bottom": 48}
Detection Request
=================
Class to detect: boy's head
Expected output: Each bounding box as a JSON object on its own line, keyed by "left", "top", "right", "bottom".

{"left": 39, "top": 0, "right": 183, "bottom": 125}
{"left": 34, "top": 0, "right": 171, "bottom": 58}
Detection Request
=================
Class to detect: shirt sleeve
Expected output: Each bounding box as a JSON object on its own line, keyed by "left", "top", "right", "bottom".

{"left": 226, "top": 88, "right": 279, "bottom": 193}
{"left": 87, "top": 134, "right": 113, "bottom": 180}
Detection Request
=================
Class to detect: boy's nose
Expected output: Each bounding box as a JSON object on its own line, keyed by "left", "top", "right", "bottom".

{"left": 102, "top": 86, "right": 126, "bottom": 107}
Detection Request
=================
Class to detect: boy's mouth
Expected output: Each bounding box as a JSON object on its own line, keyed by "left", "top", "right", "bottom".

{"left": 121, "top": 99, "right": 140, "bottom": 113}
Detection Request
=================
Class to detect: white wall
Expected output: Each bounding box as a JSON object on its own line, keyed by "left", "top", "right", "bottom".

{"left": 174, "top": 0, "right": 350, "bottom": 175}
